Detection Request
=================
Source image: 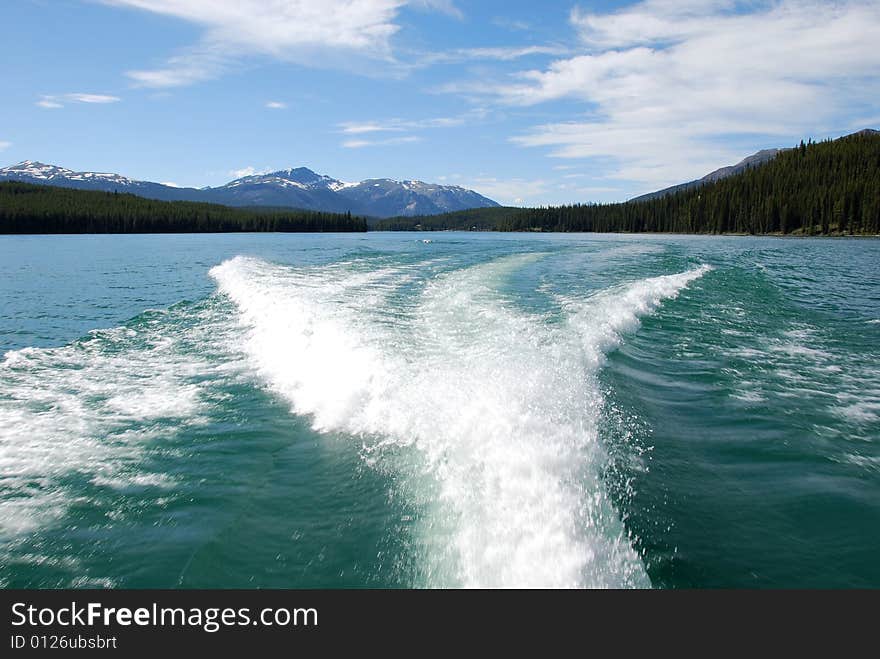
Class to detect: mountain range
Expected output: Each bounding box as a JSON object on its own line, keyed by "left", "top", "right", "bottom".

{"left": 0, "top": 161, "right": 499, "bottom": 218}
{"left": 6, "top": 130, "right": 876, "bottom": 217}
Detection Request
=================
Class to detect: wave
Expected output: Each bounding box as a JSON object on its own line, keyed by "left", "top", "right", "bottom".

{"left": 211, "top": 255, "right": 710, "bottom": 587}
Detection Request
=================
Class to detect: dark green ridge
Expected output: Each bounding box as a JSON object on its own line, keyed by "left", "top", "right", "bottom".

{"left": 375, "top": 130, "right": 880, "bottom": 235}
{"left": 0, "top": 182, "right": 368, "bottom": 234}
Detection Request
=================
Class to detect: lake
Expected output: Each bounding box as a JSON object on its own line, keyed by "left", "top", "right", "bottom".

{"left": 1, "top": 232, "right": 878, "bottom": 587}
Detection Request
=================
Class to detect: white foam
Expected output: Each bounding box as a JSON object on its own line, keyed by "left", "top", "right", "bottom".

{"left": 720, "top": 318, "right": 879, "bottom": 426}
{"left": 835, "top": 453, "right": 880, "bottom": 473}
{"left": 212, "top": 255, "right": 711, "bottom": 588}
{"left": 731, "top": 388, "right": 767, "bottom": 404}
{"left": 0, "top": 308, "right": 227, "bottom": 541}
{"left": 833, "top": 401, "right": 880, "bottom": 424}
{"left": 90, "top": 472, "right": 177, "bottom": 490}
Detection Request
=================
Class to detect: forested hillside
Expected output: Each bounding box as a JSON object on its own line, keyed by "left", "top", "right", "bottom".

{"left": 0, "top": 182, "right": 368, "bottom": 233}
{"left": 376, "top": 131, "right": 880, "bottom": 235}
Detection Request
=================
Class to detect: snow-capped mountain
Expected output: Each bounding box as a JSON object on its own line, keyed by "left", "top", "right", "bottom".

{"left": 1, "top": 161, "right": 139, "bottom": 188}
{"left": 208, "top": 167, "right": 361, "bottom": 214}
{"left": 0, "top": 162, "right": 499, "bottom": 217}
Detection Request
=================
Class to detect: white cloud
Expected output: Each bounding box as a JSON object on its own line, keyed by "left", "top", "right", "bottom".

{"left": 342, "top": 135, "right": 422, "bottom": 148}
{"left": 36, "top": 93, "right": 121, "bottom": 109}
{"left": 160, "top": 181, "right": 181, "bottom": 187}
{"left": 570, "top": 0, "right": 740, "bottom": 50}
{"left": 0, "top": 141, "right": 11, "bottom": 151}
{"left": 265, "top": 101, "right": 287, "bottom": 109}
{"left": 228, "top": 166, "right": 271, "bottom": 178}
{"left": 100, "top": 0, "right": 462, "bottom": 87}
{"left": 451, "top": 0, "right": 880, "bottom": 190}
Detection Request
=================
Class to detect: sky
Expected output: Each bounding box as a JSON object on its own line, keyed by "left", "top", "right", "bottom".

{"left": 2, "top": 0, "right": 879, "bottom": 205}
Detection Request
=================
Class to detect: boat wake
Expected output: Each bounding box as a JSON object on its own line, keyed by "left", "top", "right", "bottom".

{"left": 210, "top": 255, "right": 711, "bottom": 587}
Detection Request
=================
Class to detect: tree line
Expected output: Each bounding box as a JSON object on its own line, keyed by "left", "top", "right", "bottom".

{"left": 0, "top": 182, "right": 368, "bottom": 233}
{"left": 375, "top": 131, "right": 880, "bottom": 235}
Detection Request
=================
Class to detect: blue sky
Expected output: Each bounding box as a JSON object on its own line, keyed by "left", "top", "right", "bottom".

{"left": 2, "top": 0, "right": 879, "bottom": 205}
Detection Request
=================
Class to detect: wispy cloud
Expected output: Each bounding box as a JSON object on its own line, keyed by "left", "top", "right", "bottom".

{"left": 126, "top": 45, "right": 230, "bottom": 88}
{"left": 413, "top": 44, "right": 570, "bottom": 69}
{"left": 492, "top": 17, "right": 532, "bottom": 32}
{"left": 410, "top": 0, "right": 463, "bottom": 20}
{"left": 0, "top": 141, "right": 11, "bottom": 151}
{"left": 63, "top": 93, "right": 121, "bottom": 104}
{"left": 571, "top": 186, "right": 622, "bottom": 195}
{"left": 36, "top": 93, "right": 121, "bottom": 109}
{"left": 101, "top": 0, "right": 463, "bottom": 87}
{"left": 265, "top": 101, "right": 287, "bottom": 109}
{"left": 457, "top": 45, "right": 569, "bottom": 61}
{"left": 446, "top": 0, "right": 880, "bottom": 190}
{"left": 338, "top": 107, "right": 489, "bottom": 143}
{"left": 338, "top": 122, "right": 390, "bottom": 135}
{"left": 337, "top": 109, "right": 487, "bottom": 148}
{"left": 338, "top": 115, "right": 470, "bottom": 134}
{"left": 849, "top": 115, "right": 880, "bottom": 130}
{"left": 342, "top": 136, "right": 422, "bottom": 148}
{"left": 464, "top": 176, "right": 549, "bottom": 206}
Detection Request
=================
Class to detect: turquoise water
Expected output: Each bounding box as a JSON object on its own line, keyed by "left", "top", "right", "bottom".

{"left": 1, "top": 233, "right": 878, "bottom": 588}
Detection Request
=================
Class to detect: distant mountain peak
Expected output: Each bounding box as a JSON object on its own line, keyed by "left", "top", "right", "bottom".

{"left": 280, "top": 166, "right": 321, "bottom": 177}
{"left": 221, "top": 166, "right": 344, "bottom": 194}
{"left": 271, "top": 166, "right": 331, "bottom": 183}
